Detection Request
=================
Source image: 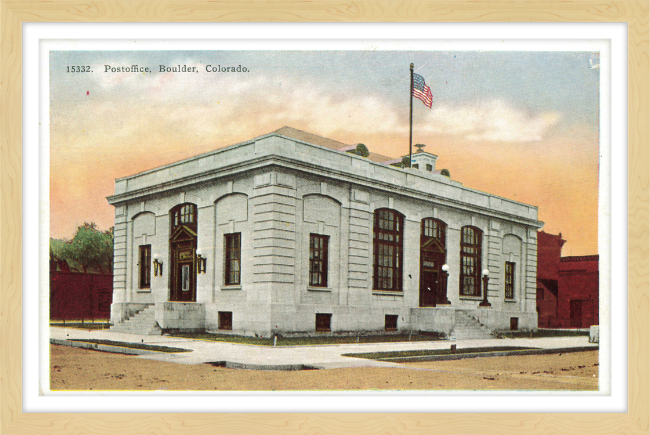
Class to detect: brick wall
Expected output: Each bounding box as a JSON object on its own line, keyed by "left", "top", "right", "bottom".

{"left": 50, "top": 271, "right": 113, "bottom": 321}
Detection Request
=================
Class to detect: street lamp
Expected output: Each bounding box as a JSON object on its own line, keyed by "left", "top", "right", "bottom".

{"left": 479, "top": 268, "right": 491, "bottom": 307}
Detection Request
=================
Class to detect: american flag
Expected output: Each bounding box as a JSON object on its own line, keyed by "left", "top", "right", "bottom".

{"left": 412, "top": 73, "right": 433, "bottom": 108}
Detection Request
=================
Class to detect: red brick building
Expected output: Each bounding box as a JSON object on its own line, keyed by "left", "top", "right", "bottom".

{"left": 50, "top": 270, "right": 113, "bottom": 321}
{"left": 536, "top": 231, "right": 599, "bottom": 328}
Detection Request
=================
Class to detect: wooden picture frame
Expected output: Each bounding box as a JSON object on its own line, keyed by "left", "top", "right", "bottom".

{"left": 1, "top": 1, "right": 647, "bottom": 434}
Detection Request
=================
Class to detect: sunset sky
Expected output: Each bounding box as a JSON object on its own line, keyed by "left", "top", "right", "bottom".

{"left": 50, "top": 49, "right": 600, "bottom": 255}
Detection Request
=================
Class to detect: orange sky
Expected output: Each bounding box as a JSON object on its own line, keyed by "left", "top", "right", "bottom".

{"left": 50, "top": 50, "right": 601, "bottom": 256}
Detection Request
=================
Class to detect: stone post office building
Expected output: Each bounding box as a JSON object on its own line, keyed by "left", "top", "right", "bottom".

{"left": 107, "top": 127, "right": 543, "bottom": 337}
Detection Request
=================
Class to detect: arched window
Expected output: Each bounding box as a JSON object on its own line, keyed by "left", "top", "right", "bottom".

{"left": 460, "top": 226, "right": 483, "bottom": 296}
{"left": 421, "top": 218, "right": 446, "bottom": 247}
{"left": 170, "top": 203, "right": 197, "bottom": 231}
{"left": 373, "top": 209, "right": 404, "bottom": 291}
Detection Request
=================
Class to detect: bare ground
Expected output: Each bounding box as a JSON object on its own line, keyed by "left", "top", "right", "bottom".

{"left": 50, "top": 344, "right": 598, "bottom": 391}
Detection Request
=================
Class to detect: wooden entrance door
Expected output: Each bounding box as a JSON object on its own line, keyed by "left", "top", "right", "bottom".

{"left": 420, "top": 218, "right": 447, "bottom": 307}
{"left": 169, "top": 203, "right": 198, "bottom": 302}
{"left": 420, "top": 269, "right": 439, "bottom": 307}
{"left": 170, "top": 239, "right": 196, "bottom": 302}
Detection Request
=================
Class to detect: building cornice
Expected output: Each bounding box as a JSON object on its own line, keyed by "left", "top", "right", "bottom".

{"left": 107, "top": 133, "right": 543, "bottom": 228}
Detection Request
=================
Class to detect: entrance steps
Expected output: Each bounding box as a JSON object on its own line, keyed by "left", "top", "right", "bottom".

{"left": 110, "top": 305, "right": 162, "bottom": 335}
{"left": 450, "top": 310, "right": 494, "bottom": 340}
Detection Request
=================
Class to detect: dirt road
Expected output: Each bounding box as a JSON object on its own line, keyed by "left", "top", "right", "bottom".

{"left": 50, "top": 344, "right": 598, "bottom": 391}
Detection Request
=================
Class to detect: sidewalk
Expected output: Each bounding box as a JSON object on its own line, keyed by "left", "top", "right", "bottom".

{"left": 50, "top": 326, "right": 598, "bottom": 370}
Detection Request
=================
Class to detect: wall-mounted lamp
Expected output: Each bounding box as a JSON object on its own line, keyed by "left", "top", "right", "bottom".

{"left": 196, "top": 248, "right": 207, "bottom": 274}
{"left": 153, "top": 255, "right": 163, "bottom": 277}
{"left": 479, "top": 268, "right": 491, "bottom": 307}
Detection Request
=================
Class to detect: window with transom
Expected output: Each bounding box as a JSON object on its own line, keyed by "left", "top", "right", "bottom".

{"left": 138, "top": 245, "right": 151, "bottom": 289}
{"left": 224, "top": 233, "right": 241, "bottom": 286}
{"left": 505, "top": 261, "right": 515, "bottom": 299}
{"left": 309, "top": 234, "right": 329, "bottom": 287}
{"left": 373, "top": 209, "right": 404, "bottom": 291}
{"left": 460, "top": 226, "right": 482, "bottom": 296}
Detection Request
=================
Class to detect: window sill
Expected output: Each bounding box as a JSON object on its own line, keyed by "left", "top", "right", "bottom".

{"left": 504, "top": 298, "right": 518, "bottom": 303}
{"left": 458, "top": 296, "right": 484, "bottom": 301}
{"left": 222, "top": 285, "right": 242, "bottom": 291}
{"left": 136, "top": 288, "right": 151, "bottom": 293}
{"left": 372, "top": 290, "right": 404, "bottom": 297}
{"left": 308, "top": 287, "right": 332, "bottom": 292}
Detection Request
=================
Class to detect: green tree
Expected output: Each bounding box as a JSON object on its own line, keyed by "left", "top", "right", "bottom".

{"left": 50, "top": 222, "right": 113, "bottom": 274}
{"left": 401, "top": 156, "right": 412, "bottom": 168}
{"left": 354, "top": 143, "right": 370, "bottom": 157}
{"left": 346, "top": 143, "right": 370, "bottom": 158}
{"left": 440, "top": 168, "right": 451, "bottom": 177}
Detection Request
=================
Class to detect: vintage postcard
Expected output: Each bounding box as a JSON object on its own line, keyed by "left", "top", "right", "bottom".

{"left": 45, "top": 40, "right": 607, "bottom": 398}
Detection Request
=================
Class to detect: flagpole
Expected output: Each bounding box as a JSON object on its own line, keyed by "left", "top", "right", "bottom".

{"left": 409, "top": 63, "right": 414, "bottom": 169}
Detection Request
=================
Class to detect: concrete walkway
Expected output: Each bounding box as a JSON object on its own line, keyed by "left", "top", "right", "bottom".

{"left": 50, "top": 326, "right": 598, "bottom": 370}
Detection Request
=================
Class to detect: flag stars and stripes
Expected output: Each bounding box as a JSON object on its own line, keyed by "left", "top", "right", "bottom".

{"left": 412, "top": 73, "right": 433, "bottom": 108}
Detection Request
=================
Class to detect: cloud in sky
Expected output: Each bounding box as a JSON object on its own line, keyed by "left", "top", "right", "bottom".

{"left": 423, "top": 100, "right": 561, "bottom": 142}
{"left": 61, "top": 65, "right": 561, "bottom": 146}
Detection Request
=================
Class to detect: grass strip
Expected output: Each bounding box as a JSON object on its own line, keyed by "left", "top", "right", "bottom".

{"left": 343, "top": 346, "right": 538, "bottom": 360}
{"left": 69, "top": 339, "right": 191, "bottom": 353}
{"left": 51, "top": 322, "right": 112, "bottom": 330}
{"left": 171, "top": 333, "right": 440, "bottom": 346}
{"left": 499, "top": 329, "right": 590, "bottom": 339}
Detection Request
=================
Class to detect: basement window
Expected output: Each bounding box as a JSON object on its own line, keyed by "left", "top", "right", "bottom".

{"left": 218, "top": 311, "right": 233, "bottom": 330}
{"left": 510, "top": 317, "right": 519, "bottom": 331}
{"left": 315, "top": 313, "right": 331, "bottom": 332}
{"left": 385, "top": 315, "right": 398, "bottom": 331}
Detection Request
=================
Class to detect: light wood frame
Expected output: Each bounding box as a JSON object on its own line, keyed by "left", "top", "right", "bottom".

{"left": 1, "top": 2, "right": 647, "bottom": 434}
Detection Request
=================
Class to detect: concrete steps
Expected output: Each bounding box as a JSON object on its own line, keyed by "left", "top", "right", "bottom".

{"left": 110, "top": 305, "right": 161, "bottom": 335}
{"left": 451, "top": 310, "right": 494, "bottom": 340}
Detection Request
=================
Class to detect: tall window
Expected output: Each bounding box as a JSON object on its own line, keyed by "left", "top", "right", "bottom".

{"left": 505, "top": 262, "right": 515, "bottom": 299}
{"left": 224, "top": 233, "right": 241, "bottom": 285}
{"left": 309, "top": 234, "right": 329, "bottom": 287}
{"left": 139, "top": 245, "right": 151, "bottom": 289}
{"left": 460, "top": 226, "right": 482, "bottom": 296}
{"left": 373, "top": 209, "right": 404, "bottom": 291}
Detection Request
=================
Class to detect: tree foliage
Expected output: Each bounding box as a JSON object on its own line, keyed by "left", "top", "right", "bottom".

{"left": 401, "top": 156, "right": 412, "bottom": 168}
{"left": 354, "top": 143, "right": 370, "bottom": 157}
{"left": 347, "top": 143, "right": 370, "bottom": 158}
{"left": 50, "top": 222, "right": 113, "bottom": 274}
{"left": 440, "top": 168, "right": 451, "bottom": 177}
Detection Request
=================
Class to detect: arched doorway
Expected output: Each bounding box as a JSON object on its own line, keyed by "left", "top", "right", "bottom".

{"left": 420, "top": 218, "right": 447, "bottom": 307}
{"left": 169, "top": 203, "right": 197, "bottom": 302}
